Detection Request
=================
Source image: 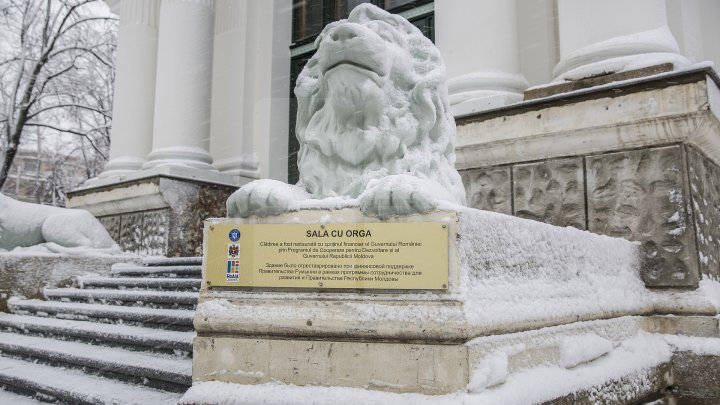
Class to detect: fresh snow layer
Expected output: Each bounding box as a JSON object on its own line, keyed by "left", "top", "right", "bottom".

{"left": 0, "top": 331, "right": 191, "bottom": 378}
{"left": 43, "top": 287, "right": 199, "bottom": 304}
{"left": 663, "top": 334, "right": 720, "bottom": 355}
{"left": 455, "top": 207, "right": 647, "bottom": 329}
{"left": 0, "top": 312, "right": 194, "bottom": 348}
{"left": 0, "top": 356, "right": 181, "bottom": 405}
{"left": 0, "top": 389, "right": 46, "bottom": 405}
{"left": 78, "top": 276, "right": 201, "bottom": 289}
{"left": 9, "top": 299, "right": 195, "bottom": 324}
{"left": 181, "top": 332, "right": 678, "bottom": 405}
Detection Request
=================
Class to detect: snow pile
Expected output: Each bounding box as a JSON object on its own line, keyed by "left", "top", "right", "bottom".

{"left": 558, "top": 334, "right": 613, "bottom": 368}
{"left": 456, "top": 207, "right": 648, "bottom": 329}
{"left": 663, "top": 334, "right": 720, "bottom": 355}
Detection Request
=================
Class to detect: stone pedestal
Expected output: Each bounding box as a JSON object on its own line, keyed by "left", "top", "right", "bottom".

{"left": 67, "top": 170, "right": 242, "bottom": 257}
{"left": 193, "top": 207, "right": 671, "bottom": 394}
{"left": 456, "top": 67, "right": 720, "bottom": 287}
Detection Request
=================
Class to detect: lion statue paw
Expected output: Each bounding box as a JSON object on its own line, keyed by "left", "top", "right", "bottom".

{"left": 359, "top": 175, "right": 448, "bottom": 219}
{"left": 227, "top": 179, "right": 311, "bottom": 218}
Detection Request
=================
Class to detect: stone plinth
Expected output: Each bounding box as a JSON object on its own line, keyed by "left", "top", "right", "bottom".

{"left": 0, "top": 253, "right": 140, "bottom": 311}
{"left": 455, "top": 67, "right": 720, "bottom": 287}
{"left": 68, "top": 172, "right": 242, "bottom": 257}
{"left": 193, "top": 207, "right": 674, "bottom": 395}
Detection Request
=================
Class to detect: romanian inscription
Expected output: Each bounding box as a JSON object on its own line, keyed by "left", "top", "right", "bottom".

{"left": 205, "top": 221, "right": 449, "bottom": 290}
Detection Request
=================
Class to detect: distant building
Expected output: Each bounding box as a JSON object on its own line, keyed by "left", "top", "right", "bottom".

{"left": 2, "top": 144, "right": 88, "bottom": 206}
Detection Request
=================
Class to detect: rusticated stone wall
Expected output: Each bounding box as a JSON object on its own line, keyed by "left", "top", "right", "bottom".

{"left": 459, "top": 143, "right": 720, "bottom": 288}
{"left": 71, "top": 176, "right": 237, "bottom": 257}
{"left": 686, "top": 146, "right": 720, "bottom": 281}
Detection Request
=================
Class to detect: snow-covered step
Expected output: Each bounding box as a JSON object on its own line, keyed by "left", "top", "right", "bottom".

{"left": 8, "top": 299, "right": 194, "bottom": 329}
{"left": 79, "top": 276, "right": 201, "bottom": 291}
{"left": 111, "top": 263, "right": 201, "bottom": 278}
{"left": 43, "top": 288, "right": 198, "bottom": 308}
{"left": 0, "top": 356, "right": 182, "bottom": 404}
{"left": 0, "top": 331, "right": 191, "bottom": 389}
{"left": 0, "top": 313, "right": 193, "bottom": 352}
{"left": 144, "top": 256, "right": 202, "bottom": 266}
{"left": 0, "top": 388, "right": 46, "bottom": 405}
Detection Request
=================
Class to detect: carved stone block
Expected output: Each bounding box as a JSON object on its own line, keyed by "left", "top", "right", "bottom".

{"left": 513, "top": 158, "right": 585, "bottom": 229}
{"left": 119, "top": 212, "right": 144, "bottom": 254}
{"left": 586, "top": 146, "right": 699, "bottom": 287}
{"left": 686, "top": 145, "right": 720, "bottom": 279}
{"left": 460, "top": 166, "right": 512, "bottom": 215}
{"left": 98, "top": 215, "right": 121, "bottom": 242}
{"left": 142, "top": 209, "right": 169, "bottom": 256}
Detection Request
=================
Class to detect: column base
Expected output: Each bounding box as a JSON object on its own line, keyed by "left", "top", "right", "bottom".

{"left": 553, "top": 26, "right": 690, "bottom": 81}
{"left": 448, "top": 71, "right": 527, "bottom": 117}
{"left": 96, "top": 156, "right": 146, "bottom": 179}
{"left": 213, "top": 154, "right": 261, "bottom": 179}
{"left": 141, "top": 146, "right": 217, "bottom": 171}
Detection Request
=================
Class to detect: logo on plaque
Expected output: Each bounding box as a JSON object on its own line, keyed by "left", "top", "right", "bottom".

{"left": 226, "top": 260, "right": 240, "bottom": 282}
{"left": 229, "top": 229, "right": 241, "bottom": 242}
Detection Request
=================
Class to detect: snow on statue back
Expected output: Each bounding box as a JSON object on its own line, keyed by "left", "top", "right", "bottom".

{"left": 227, "top": 4, "right": 465, "bottom": 219}
{"left": 0, "top": 193, "right": 120, "bottom": 254}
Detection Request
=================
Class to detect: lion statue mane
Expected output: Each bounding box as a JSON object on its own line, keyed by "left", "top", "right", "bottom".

{"left": 227, "top": 3, "right": 465, "bottom": 219}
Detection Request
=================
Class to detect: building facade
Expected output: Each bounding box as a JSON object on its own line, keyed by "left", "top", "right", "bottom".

{"left": 68, "top": 0, "right": 720, "bottom": 274}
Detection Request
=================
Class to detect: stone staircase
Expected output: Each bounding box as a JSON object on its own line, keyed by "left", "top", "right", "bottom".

{"left": 0, "top": 257, "right": 201, "bottom": 404}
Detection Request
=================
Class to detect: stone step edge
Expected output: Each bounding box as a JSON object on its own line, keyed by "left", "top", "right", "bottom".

{"left": 0, "top": 356, "right": 181, "bottom": 405}
{"left": 44, "top": 288, "right": 199, "bottom": 305}
{"left": 8, "top": 299, "right": 194, "bottom": 326}
{"left": 0, "top": 313, "right": 193, "bottom": 352}
{"left": 143, "top": 256, "right": 203, "bottom": 266}
{"left": 0, "top": 332, "right": 191, "bottom": 386}
{"left": 111, "top": 265, "right": 202, "bottom": 277}
{"left": 78, "top": 276, "right": 201, "bottom": 290}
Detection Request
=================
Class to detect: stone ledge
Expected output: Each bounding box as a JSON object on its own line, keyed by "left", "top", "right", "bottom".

{"left": 524, "top": 63, "right": 675, "bottom": 101}
{"left": 455, "top": 68, "right": 720, "bottom": 170}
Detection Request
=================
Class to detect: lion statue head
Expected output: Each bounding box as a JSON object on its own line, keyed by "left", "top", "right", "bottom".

{"left": 294, "top": 3, "right": 465, "bottom": 205}
{"left": 227, "top": 4, "right": 465, "bottom": 219}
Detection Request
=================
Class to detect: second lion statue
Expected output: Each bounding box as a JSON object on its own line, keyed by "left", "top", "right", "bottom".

{"left": 227, "top": 3, "right": 466, "bottom": 219}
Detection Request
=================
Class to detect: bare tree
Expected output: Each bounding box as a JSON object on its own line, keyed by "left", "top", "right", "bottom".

{"left": 0, "top": 0, "right": 117, "bottom": 189}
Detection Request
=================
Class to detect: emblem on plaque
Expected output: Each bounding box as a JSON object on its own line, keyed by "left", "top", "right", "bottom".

{"left": 228, "top": 243, "right": 240, "bottom": 258}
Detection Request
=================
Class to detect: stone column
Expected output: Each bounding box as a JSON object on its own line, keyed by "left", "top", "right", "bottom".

{"left": 209, "top": 0, "right": 259, "bottom": 178}
{"left": 98, "top": 0, "right": 160, "bottom": 177}
{"left": 435, "top": 0, "right": 528, "bottom": 117}
{"left": 554, "top": 0, "right": 690, "bottom": 81}
{"left": 142, "top": 0, "right": 217, "bottom": 171}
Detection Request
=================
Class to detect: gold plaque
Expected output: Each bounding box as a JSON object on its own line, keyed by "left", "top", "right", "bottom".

{"left": 205, "top": 221, "right": 449, "bottom": 290}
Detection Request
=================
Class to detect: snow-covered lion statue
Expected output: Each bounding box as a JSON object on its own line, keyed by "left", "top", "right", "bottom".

{"left": 0, "top": 193, "right": 120, "bottom": 254}
{"left": 227, "top": 3, "right": 465, "bottom": 219}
